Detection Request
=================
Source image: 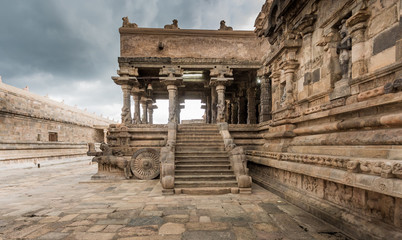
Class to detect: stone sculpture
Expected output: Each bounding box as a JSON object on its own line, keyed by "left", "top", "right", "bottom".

{"left": 219, "top": 20, "right": 233, "bottom": 31}
{"left": 164, "top": 19, "right": 179, "bottom": 29}
{"left": 337, "top": 19, "right": 352, "bottom": 80}
{"left": 122, "top": 17, "right": 138, "bottom": 28}
{"left": 92, "top": 143, "right": 132, "bottom": 179}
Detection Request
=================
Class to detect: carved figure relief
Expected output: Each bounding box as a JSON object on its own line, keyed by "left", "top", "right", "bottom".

{"left": 121, "top": 106, "right": 131, "bottom": 125}
{"left": 336, "top": 19, "right": 352, "bottom": 80}
{"left": 93, "top": 143, "right": 131, "bottom": 179}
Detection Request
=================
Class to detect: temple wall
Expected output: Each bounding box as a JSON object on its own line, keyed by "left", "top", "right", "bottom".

{"left": 251, "top": 0, "right": 402, "bottom": 239}
{"left": 0, "top": 82, "right": 113, "bottom": 162}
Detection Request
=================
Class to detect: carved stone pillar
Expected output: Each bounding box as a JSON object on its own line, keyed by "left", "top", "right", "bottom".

{"left": 160, "top": 66, "right": 183, "bottom": 124}
{"left": 167, "top": 85, "right": 178, "bottom": 124}
{"left": 206, "top": 96, "right": 211, "bottom": 124}
{"left": 132, "top": 88, "right": 141, "bottom": 124}
{"left": 103, "top": 129, "right": 108, "bottom": 143}
{"left": 270, "top": 70, "right": 281, "bottom": 112}
{"left": 247, "top": 87, "right": 257, "bottom": 124}
{"left": 140, "top": 97, "right": 148, "bottom": 124}
{"left": 231, "top": 100, "right": 238, "bottom": 124}
{"left": 120, "top": 85, "right": 132, "bottom": 125}
{"left": 112, "top": 66, "right": 139, "bottom": 125}
{"left": 210, "top": 66, "right": 233, "bottom": 123}
{"left": 211, "top": 87, "right": 217, "bottom": 123}
{"left": 148, "top": 105, "right": 157, "bottom": 124}
{"left": 216, "top": 85, "right": 226, "bottom": 123}
{"left": 346, "top": 9, "right": 370, "bottom": 79}
{"left": 259, "top": 75, "right": 272, "bottom": 122}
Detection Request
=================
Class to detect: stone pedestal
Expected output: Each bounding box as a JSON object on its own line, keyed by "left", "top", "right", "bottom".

{"left": 330, "top": 78, "right": 350, "bottom": 100}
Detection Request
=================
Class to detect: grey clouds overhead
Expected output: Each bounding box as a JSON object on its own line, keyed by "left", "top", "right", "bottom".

{"left": 0, "top": 0, "right": 264, "bottom": 122}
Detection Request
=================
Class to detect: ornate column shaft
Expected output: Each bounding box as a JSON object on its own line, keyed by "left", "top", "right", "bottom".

{"left": 247, "top": 87, "right": 257, "bottom": 124}
{"left": 216, "top": 85, "right": 226, "bottom": 123}
{"left": 132, "top": 92, "right": 141, "bottom": 124}
{"left": 167, "top": 85, "right": 178, "bottom": 124}
{"left": 259, "top": 74, "right": 272, "bottom": 122}
{"left": 121, "top": 85, "right": 132, "bottom": 124}
{"left": 148, "top": 108, "right": 154, "bottom": 124}
{"left": 206, "top": 96, "right": 211, "bottom": 124}
{"left": 231, "top": 100, "right": 238, "bottom": 124}
{"left": 211, "top": 87, "right": 217, "bottom": 123}
{"left": 140, "top": 97, "right": 148, "bottom": 124}
{"left": 103, "top": 129, "right": 108, "bottom": 143}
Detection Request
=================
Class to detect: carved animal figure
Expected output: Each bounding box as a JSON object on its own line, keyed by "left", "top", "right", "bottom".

{"left": 122, "top": 17, "right": 138, "bottom": 28}
{"left": 164, "top": 19, "right": 179, "bottom": 29}
{"left": 219, "top": 20, "right": 233, "bottom": 31}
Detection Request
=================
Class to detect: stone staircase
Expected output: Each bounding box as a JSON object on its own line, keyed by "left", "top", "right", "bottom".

{"left": 174, "top": 124, "right": 238, "bottom": 194}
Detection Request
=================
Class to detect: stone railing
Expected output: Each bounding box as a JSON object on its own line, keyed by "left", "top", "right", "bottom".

{"left": 159, "top": 122, "right": 177, "bottom": 195}
{"left": 218, "top": 123, "right": 252, "bottom": 193}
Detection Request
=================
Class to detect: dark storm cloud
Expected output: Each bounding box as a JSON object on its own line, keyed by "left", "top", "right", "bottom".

{"left": 0, "top": 0, "right": 264, "bottom": 121}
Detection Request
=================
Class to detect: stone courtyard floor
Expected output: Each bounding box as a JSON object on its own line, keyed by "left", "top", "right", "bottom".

{"left": 0, "top": 158, "right": 352, "bottom": 240}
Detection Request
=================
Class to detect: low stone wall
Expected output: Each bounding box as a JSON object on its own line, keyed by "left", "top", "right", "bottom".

{"left": 0, "top": 82, "right": 113, "bottom": 163}
{"left": 228, "top": 124, "right": 265, "bottom": 150}
{"left": 0, "top": 141, "right": 88, "bottom": 163}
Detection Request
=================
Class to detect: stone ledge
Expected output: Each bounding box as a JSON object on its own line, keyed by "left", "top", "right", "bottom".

{"left": 246, "top": 154, "right": 402, "bottom": 198}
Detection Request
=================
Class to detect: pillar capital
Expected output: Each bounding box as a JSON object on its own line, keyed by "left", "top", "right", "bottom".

{"left": 210, "top": 65, "right": 233, "bottom": 78}
{"left": 293, "top": 14, "right": 316, "bottom": 37}
{"left": 160, "top": 66, "right": 183, "bottom": 86}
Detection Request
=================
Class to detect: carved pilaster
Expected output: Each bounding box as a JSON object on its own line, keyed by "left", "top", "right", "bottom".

{"left": 247, "top": 86, "right": 257, "bottom": 124}
{"left": 346, "top": 9, "right": 370, "bottom": 79}
{"left": 279, "top": 60, "right": 299, "bottom": 107}
{"left": 120, "top": 85, "right": 132, "bottom": 125}
{"left": 259, "top": 75, "right": 272, "bottom": 122}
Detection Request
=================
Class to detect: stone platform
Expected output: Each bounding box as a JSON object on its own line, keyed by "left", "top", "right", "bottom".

{"left": 0, "top": 158, "right": 352, "bottom": 240}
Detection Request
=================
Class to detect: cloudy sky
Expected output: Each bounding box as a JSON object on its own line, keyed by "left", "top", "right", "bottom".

{"left": 0, "top": 0, "right": 264, "bottom": 123}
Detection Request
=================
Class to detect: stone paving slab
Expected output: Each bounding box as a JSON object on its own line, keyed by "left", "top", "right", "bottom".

{"left": 0, "top": 158, "right": 353, "bottom": 240}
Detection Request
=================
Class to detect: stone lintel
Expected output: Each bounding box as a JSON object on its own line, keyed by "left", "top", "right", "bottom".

{"left": 119, "top": 27, "right": 256, "bottom": 38}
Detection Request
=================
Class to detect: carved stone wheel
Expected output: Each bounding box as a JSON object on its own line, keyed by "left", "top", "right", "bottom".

{"left": 131, "top": 148, "right": 160, "bottom": 180}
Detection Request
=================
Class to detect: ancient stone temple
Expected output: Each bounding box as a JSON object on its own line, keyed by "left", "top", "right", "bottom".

{"left": 90, "top": 0, "right": 402, "bottom": 239}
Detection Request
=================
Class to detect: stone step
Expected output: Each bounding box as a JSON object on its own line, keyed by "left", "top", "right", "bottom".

{"left": 175, "top": 175, "right": 236, "bottom": 181}
{"left": 174, "top": 180, "right": 238, "bottom": 188}
{"left": 175, "top": 164, "right": 231, "bottom": 170}
{"left": 175, "top": 169, "right": 234, "bottom": 175}
{"left": 176, "top": 158, "right": 229, "bottom": 162}
{"left": 175, "top": 187, "right": 237, "bottom": 195}
{"left": 177, "top": 131, "right": 222, "bottom": 136}
{"left": 175, "top": 150, "right": 228, "bottom": 155}
{"left": 176, "top": 138, "right": 223, "bottom": 142}
{"left": 175, "top": 142, "right": 224, "bottom": 146}
{"left": 175, "top": 146, "right": 225, "bottom": 152}
{"left": 176, "top": 160, "right": 230, "bottom": 165}
{"left": 175, "top": 154, "right": 228, "bottom": 159}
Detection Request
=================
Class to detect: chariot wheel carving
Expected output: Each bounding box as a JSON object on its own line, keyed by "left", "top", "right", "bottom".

{"left": 131, "top": 148, "right": 160, "bottom": 180}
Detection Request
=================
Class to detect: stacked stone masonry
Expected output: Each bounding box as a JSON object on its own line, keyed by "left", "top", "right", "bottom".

{"left": 0, "top": 82, "right": 114, "bottom": 162}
